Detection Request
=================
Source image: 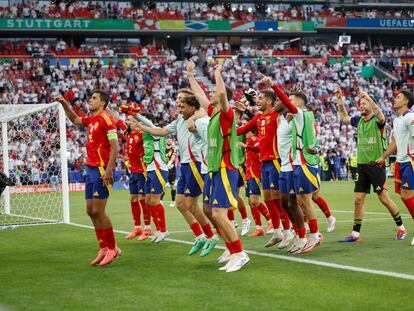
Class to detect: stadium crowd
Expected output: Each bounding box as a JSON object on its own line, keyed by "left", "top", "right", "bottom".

{"left": 1, "top": 1, "right": 413, "bottom": 22}
{"left": 1, "top": 38, "right": 414, "bottom": 183}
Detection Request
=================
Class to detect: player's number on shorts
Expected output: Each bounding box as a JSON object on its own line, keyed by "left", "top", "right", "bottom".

{"left": 355, "top": 173, "right": 359, "bottom": 182}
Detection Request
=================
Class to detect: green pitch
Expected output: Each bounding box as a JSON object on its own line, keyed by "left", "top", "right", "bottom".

{"left": 1, "top": 181, "right": 414, "bottom": 311}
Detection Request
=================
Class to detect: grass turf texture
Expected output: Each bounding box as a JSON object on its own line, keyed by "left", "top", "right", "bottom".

{"left": 1, "top": 180, "right": 414, "bottom": 311}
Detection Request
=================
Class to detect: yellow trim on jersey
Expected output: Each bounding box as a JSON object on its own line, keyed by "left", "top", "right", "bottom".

{"left": 221, "top": 165, "right": 238, "bottom": 210}
{"left": 189, "top": 162, "right": 204, "bottom": 190}
{"left": 411, "top": 160, "right": 414, "bottom": 173}
{"left": 143, "top": 163, "right": 147, "bottom": 178}
{"left": 272, "top": 134, "right": 279, "bottom": 160}
{"left": 98, "top": 166, "right": 112, "bottom": 191}
{"left": 155, "top": 169, "right": 167, "bottom": 191}
{"left": 100, "top": 112, "right": 113, "bottom": 126}
{"left": 254, "top": 176, "right": 262, "bottom": 188}
{"left": 97, "top": 144, "right": 105, "bottom": 167}
{"left": 301, "top": 164, "right": 319, "bottom": 189}
{"left": 272, "top": 159, "right": 281, "bottom": 173}
{"left": 238, "top": 165, "right": 247, "bottom": 187}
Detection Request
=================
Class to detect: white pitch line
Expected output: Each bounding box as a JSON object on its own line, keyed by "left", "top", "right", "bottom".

{"left": 330, "top": 209, "right": 411, "bottom": 217}
{"left": 68, "top": 222, "right": 414, "bottom": 281}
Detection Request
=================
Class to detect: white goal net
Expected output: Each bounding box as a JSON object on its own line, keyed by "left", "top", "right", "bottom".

{"left": 0, "top": 103, "right": 70, "bottom": 227}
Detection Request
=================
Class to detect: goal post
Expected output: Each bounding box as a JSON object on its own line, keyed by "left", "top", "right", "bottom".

{"left": 0, "top": 103, "right": 70, "bottom": 226}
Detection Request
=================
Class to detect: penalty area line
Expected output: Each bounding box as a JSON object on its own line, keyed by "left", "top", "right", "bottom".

{"left": 68, "top": 222, "right": 414, "bottom": 281}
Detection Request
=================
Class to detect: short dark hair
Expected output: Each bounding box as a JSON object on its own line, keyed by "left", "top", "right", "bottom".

{"left": 92, "top": 89, "right": 110, "bottom": 109}
{"left": 182, "top": 95, "right": 200, "bottom": 110}
{"left": 261, "top": 90, "right": 277, "bottom": 104}
{"left": 400, "top": 90, "right": 414, "bottom": 109}
{"left": 291, "top": 92, "right": 308, "bottom": 105}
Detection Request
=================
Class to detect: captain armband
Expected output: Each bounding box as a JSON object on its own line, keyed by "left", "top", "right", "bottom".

{"left": 107, "top": 130, "right": 118, "bottom": 140}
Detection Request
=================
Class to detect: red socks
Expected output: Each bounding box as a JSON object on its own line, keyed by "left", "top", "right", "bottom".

{"left": 314, "top": 196, "right": 332, "bottom": 218}
{"left": 274, "top": 199, "right": 291, "bottom": 230}
{"left": 202, "top": 223, "right": 214, "bottom": 239}
{"left": 225, "top": 241, "right": 234, "bottom": 254}
{"left": 95, "top": 228, "right": 107, "bottom": 249}
{"left": 140, "top": 199, "right": 151, "bottom": 226}
{"left": 150, "top": 205, "right": 160, "bottom": 231}
{"left": 227, "top": 209, "right": 235, "bottom": 221}
{"left": 250, "top": 206, "right": 262, "bottom": 226}
{"left": 238, "top": 198, "right": 248, "bottom": 219}
{"left": 190, "top": 222, "right": 203, "bottom": 237}
{"left": 308, "top": 218, "right": 319, "bottom": 234}
{"left": 102, "top": 227, "right": 116, "bottom": 250}
{"left": 155, "top": 203, "right": 166, "bottom": 232}
{"left": 230, "top": 239, "right": 243, "bottom": 253}
{"left": 265, "top": 200, "right": 281, "bottom": 229}
{"left": 403, "top": 197, "right": 414, "bottom": 218}
{"left": 257, "top": 202, "right": 271, "bottom": 221}
{"left": 130, "top": 200, "right": 141, "bottom": 226}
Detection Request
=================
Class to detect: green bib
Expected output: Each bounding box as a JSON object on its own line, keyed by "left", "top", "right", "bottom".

{"left": 292, "top": 111, "right": 319, "bottom": 166}
{"left": 142, "top": 133, "right": 167, "bottom": 164}
{"left": 357, "top": 116, "right": 389, "bottom": 165}
{"left": 237, "top": 133, "right": 246, "bottom": 165}
{"left": 207, "top": 109, "right": 239, "bottom": 172}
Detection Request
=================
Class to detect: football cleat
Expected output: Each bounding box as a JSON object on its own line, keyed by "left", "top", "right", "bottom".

{"left": 249, "top": 228, "right": 265, "bottom": 237}
{"left": 327, "top": 216, "right": 336, "bottom": 233}
{"left": 396, "top": 228, "right": 407, "bottom": 240}
{"left": 225, "top": 252, "right": 250, "bottom": 273}
{"left": 278, "top": 229, "right": 295, "bottom": 249}
{"left": 264, "top": 228, "right": 284, "bottom": 248}
{"left": 241, "top": 218, "right": 252, "bottom": 236}
{"left": 188, "top": 236, "right": 207, "bottom": 256}
{"left": 338, "top": 235, "right": 361, "bottom": 243}
{"left": 90, "top": 247, "right": 108, "bottom": 266}
{"left": 217, "top": 249, "right": 231, "bottom": 264}
{"left": 200, "top": 236, "right": 219, "bottom": 257}
{"left": 126, "top": 227, "right": 143, "bottom": 239}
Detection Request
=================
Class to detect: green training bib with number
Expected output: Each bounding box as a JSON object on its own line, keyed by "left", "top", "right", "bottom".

{"left": 357, "top": 116, "right": 389, "bottom": 165}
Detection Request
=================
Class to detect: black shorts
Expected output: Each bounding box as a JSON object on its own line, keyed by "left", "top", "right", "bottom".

{"left": 354, "top": 164, "right": 387, "bottom": 194}
{"left": 168, "top": 167, "right": 176, "bottom": 184}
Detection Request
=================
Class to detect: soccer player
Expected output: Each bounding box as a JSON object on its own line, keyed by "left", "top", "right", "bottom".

{"left": 190, "top": 62, "right": 249, "bottom": 272}
{"left": 126, "top": 113, "right": 169, "bottom": 243}
{"left": 232, "top": 109, "right": 251, "bottom": 236}
{"left": 334, "top": 87, "right": 406, "bottom": 242}
{"left": 378, "top": 90, "right": 414, "bottom": 243}
{"left": 129, "top": 91, "right": 217, "bottom": 256}
{"left": 109, "top": 108, "right": 153, "bottom": 241}
{"left": 237, "top": 130, "right": 273, "bottom": 237}
{"left": 261, "top": 76, "right": 323, "bottom": 253}
{"left": 165, "top": 138, "right": 178, "bottom": 208}
{"left": 56, "top": 91, "right": 120, "bottom": 266}
{"left": 236, "top": 86, "right": 290, "bottom": 248}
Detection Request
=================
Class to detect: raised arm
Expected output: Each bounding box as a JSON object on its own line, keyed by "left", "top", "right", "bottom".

{"left": 334, "top": 87, "right": 351, "bottom": 125}
{"left": 260, "top": 74, "right": 298, "bottom": 114}
{"left": 126, "top": 115, "right": 170, "bottom": 137}
{"left": 359, "top": 91, "right": 385, "bottom": 124}
{"left": 237, "top": 114, "right": 258, "bottom": 136}
{"left": 186, "top": 60, "right": 210, "bottom": 111}
{"left": 55, "top": 94, "right": 83, "bottom": 126}
{"left": 214, "top": 64, "right": 229, "bottom": 112}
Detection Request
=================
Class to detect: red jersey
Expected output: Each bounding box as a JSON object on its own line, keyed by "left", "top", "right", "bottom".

{"left": 126, "top": 131, "right": 145, "bottom": 173}
{"left": 208, "top": 105, "right": 236, "bottom": 170}
{"left": 245, "top": 135, "right": 261, "bottom": 180}
{"left": 82, "top": 111, "right": 117, "bottom": 167}
{"left": 116, "top": 119, "right": 145, "bottom": 173}
{"left": 237, "top": 110, "right": 280, "bottom": 161}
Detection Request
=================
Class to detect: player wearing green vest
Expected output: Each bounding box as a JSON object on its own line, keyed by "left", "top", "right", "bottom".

{"left": 229, "top": 109, "right": 252, "bottom": 236}
{"left": 128, "top": 91, "right": 217, "bottom": 256}
{"left": 261, "top": 76, "right": 323, "bottom": 254}
{"left": 126, "top": 113, "right": 169, "bottom": 244}
{"left": 188, "top": 61, "right": 249, "bottom": 273}
{"left": 335, "top": 87, "right": 406, "bottom": 242}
